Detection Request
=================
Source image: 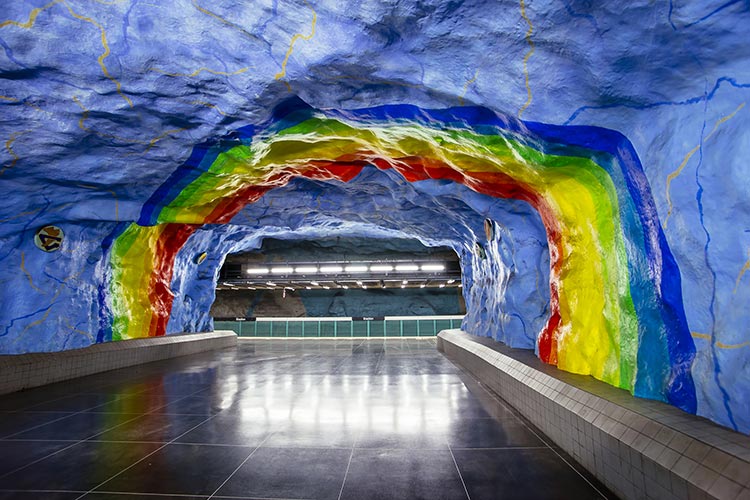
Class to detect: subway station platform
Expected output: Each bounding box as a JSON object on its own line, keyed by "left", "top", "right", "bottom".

{"left": 0, "top": 339, "right": 612, "bottom": 499}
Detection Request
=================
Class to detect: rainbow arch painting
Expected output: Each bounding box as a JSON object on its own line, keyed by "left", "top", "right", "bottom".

{"left": 97, "top": 98, "right": 696, "bottom": 413}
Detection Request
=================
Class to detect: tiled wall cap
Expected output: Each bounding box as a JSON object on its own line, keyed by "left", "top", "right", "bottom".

{"left": 0, "top": 331, "right": 237, "bottom": 395}
{"left": 437, "top": 329, "right": 750, "bottom": 500}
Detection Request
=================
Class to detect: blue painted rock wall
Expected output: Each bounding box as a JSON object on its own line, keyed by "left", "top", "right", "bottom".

{"left": 0, "top": 1, "right": 748, "bottom": 433}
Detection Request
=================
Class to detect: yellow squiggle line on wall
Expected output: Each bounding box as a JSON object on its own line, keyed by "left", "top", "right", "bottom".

{"left": 150, "top": 66, "right": 250, "bottom": 78}
{"left": 0, "top": 209, "right": 42, "bottom": 223}
{"left": 734, "top": 248, "right": 750, "bottom": 294}
{"left": 190, "top": 100, "right": 229, "bottom": 116}
{"left": 73, "top": 96, "right": 145, "bottom": 143}
{"left": 61, "top": 1, "right": 133, "bottom": 108}
{"left": 21, "top": 252, "right": 46, "bottom": 294}
{"left": 664, "top": 102, "right": 746, "bottom": 227}
{"left": 64, "top": 317, "right": 93, "bottom": 340}
{"left": 15, "top": 267, "right": 85, "bottom": 343}
{"left": 274, "top": 0, "right": 317, "bottom": 84}
{"left": 1, "top": 95, "right": 45, "bottom": 114}
{"left": 517, "top": 0, "right": 535, "bottom": 119}
{"left": 0, "top": 0, "right": 63, "bottom": 29}
{"left": 691, "top": 332, "right": 750, "bottom": 349}
{"left": 191, "top": 0, "right": 263, "bottom": 42}
{"left": 1, "top": 130, "right": 30, "bottom": 176}
{"left": 123, "top": 127, "right": 187, "bottom": 156}
{"left": 458, "top": 68, "right": 480, "bottom": 106}
{"left": 16, "top": 286, "right": 63, "bottom": 341}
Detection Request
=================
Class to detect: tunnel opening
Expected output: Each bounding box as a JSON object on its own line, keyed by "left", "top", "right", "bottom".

{"left": 210, "top": 237, "right": 467, "bottom": 338}
{"left": 213, "top": 237, "right": 465, "bottom": 320}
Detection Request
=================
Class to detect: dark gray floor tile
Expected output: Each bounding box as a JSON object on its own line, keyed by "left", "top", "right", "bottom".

{"left": 151, "top": 396, "right": 226, "bottom": 415}
{"left": 175, "top": 414, "right": 273, "bottom": 446}
{"left": 215, "top": 447, "right": 351, "bottom": 500}
{"left": 0, "top": 412, "right": 73, "bottom": 438}
{"left": 93, "top": 413, "right": 209, "bottom": 442}
{"left": 263, "top": 422, "right": 359, "bottom": 448}
{"left": 355, "top": 422, "right": 449, "bottom": 450}
{"left": 96, "top": 443, "right": 251, "bottom": 495}
{"left": 0, "top": 440, "right": 74, "bottom": 476}
{"left": 87, "top": 394, "right": 169, "bottom": 414}
{"left": 9, "top": 412, "right": 139, "bottom": 441}
{"left": 0, "top": 393, "right": 68, "bottom": 412}
{"left": 340, "top": 449, "right": 467, "bottom": 500}
{"left": 0, "top": 441, "right": 161, "bottom": 491}
{"left": 83, "top": 494, "right": 206, "bottom": 499}
{"left": 0, "top": 491, "right": 82, "bottom": 499}
{"left": 448, "top": 417, "right": 544, "bottom": 448}
{"left": 27, "top": 394, "right": 121, "bottom": 413}
{"left": 453, "top": 448, "right": 607, "bottom": 500}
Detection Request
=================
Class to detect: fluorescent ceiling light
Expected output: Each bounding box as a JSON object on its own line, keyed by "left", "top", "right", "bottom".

{"left": 310, "top": 281, "right": 319, "bottom": 286}
{"left": 271, "top": 267, "right": 294, "bottom": 274}
{"left": 447, "top": 279, "right": 456, "bottom": 284}
{"left": 362, "top": 285, "right": 368, "bottom": 289}
{"left": 295, "top": 266, "right": 318, "bottom": 273}
{"left": 356, "top": 280, "right": 363, "bottom": 286}
{"left": 320, "top": 265, "right": 344, "bottom": 273}
{"left": 305, "top": 286, "right": 311, "bottom": 290}
{"left": 265, "top": 281, "right": 276, "bottom": 286}
{"left": 395, "top": 264, "right": 419, "bottom": 271}
{"left": 402, "top": 280, "right": 408, "bottom": 284}
{"left": 246, "top": 267, "right": 269, "bottom": 274}
{"left": 345, "top": 265, "right": 368, "bottom": 272}
{"left": 323, "top": 286, "right": 331, "bottom": 289}
{"left": 439, "top": 283, "right": 446, "bottom": 288}
{"left": 370, "top": 264, "right": 393, "bottom": 272}
{"left": 400, "top": 284, "right": 405, "bottom": 288}
{"left": 421, "top": 264, "right": 445, "bottom": 271}
{"left": 342, "top": 285, "right": 349, "bottom": 289}
{"left": 420, "top": 284, "right": 426, "bottom": 288}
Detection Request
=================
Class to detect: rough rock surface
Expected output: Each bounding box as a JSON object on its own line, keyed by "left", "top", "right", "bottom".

{"left": 0, "top": 1, "right": 748, "bottom": 433}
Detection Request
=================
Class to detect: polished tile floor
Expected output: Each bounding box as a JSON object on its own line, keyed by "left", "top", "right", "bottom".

{"left": 0, "top": 339, "right": 615, "bottom": 499}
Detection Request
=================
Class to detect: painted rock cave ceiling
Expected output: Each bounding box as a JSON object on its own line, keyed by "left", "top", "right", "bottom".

{"left": 0, "top": 1, "right": 748, "bottom": 433}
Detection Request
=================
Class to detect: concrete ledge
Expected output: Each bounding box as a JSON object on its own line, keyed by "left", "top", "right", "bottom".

{"left": 0, "top": 331, "right": 237, "bottom": 395}
{"left": 438, "top": 329, "right": 750, "bottom": 500}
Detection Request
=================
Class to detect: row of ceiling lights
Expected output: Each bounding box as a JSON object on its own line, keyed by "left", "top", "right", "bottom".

{"left": 218, "top": 278, "right": 460, "bottom": 291}
{"left": 245, "top": 262, "right": 447, "bottom": 275}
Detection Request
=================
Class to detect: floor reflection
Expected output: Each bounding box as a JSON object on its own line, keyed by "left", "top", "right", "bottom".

{"left": 0, "top": 338, "right": 613, "bottom": 499}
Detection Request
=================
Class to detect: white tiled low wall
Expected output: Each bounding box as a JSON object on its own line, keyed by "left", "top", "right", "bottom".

{"left": 438, "top": 329, "right": 750, "bottom": 500}
{"left": 0, "top": 331, "right": 237, "bottom": 394}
